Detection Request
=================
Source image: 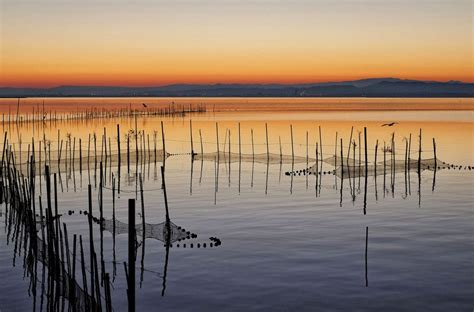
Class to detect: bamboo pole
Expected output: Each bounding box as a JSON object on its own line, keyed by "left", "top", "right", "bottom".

{"left": 127, "top": 133, "right": 130, "bottom": 173}
{"left": 339, "top": 138, "right": 343, "bottom": 206}
{"left": 340, "top": 138, "right": 344, "bottom": 178}
{"left": 290, "top": 125, "right": 294, "bottom": 161}
{"left": 189, "top": 119, "right": 194, "bottom": 156}
{"left": 408, "top": 133, "right": 412, "bottom": 171}
{"left": 374, "top": 140, "right": 378, "bottom": 177}
{"left": 88, "top": 184, "right": 95, "bottom": 302}
{"left": 318, "top": 126, "right": 323, "bottom": 161}
{"left": 265, "top": 123, "right": 270, "bottom": 161}
{"left": 383, "top": 142, "right": 386, "bottom": 181}
{"left": 117, "top": 124, "right": 121, "bottom": 168}
{"left": 335, "top": 132, "right": 338, "bottom": 167}
{"left": 238, "top": 122, "right": 241, "bottom": 160}
{"left": 364, "top": 127, "right": 368, "bottom": 176}
{"left": 405, "top": 138, "right": 408, "bottom": 173}
{"left": 306, "top": 131, "right": 309, "bottom": 163}
{"left": 161, "top": 166, "right": 171, "bottom": 226}
{"left": 216, "top": 123, "right": 219, "bottom": 161}
{"left": 199, "top": 129, "right": 203, "bottom": 155}
{"left": 161, "top": 121, "right": 166, "bottom": 163}
{"left": 279, "top": 136, "right": 282, "bottom": 164}
{"left": 315, "top": 142, "right": 319, "bottom": 196}
{"left": 418, "top": 129, "right": 422, "bottom": 174}
{"left": 251, "top": 129, "right": 254, "bottom": 160}
{"left": 135, "top": 116, "right": 139, "bottom": 167}
{"left": 363, "top": 127, "right": 368, "bottom": 215}
{"left": 347, "top": 126, "right": 354, "bottom": 167}
{"left": 127, "top": 198, "right": 136, "bottom": 312}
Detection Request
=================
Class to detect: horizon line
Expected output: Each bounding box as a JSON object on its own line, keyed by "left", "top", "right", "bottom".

{"left": 1, "top": 77, "right": 472, "bottom": 89}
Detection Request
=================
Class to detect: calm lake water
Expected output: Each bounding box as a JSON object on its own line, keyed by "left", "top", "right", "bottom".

{"left": 0, "top": 98, "right": 473, "bottom": 311}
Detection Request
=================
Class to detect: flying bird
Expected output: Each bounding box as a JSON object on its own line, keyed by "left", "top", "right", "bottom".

{"left": 142, "top": 103, "right": 148, "bottom": 108}
{"left": 381, "top": 122, "right": 398, "bottom": 127}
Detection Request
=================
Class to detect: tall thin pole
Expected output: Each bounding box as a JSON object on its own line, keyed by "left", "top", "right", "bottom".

{"left": 199, "top": 129, "right": 203, "bottom": 155}
{"left": 161, "top": 166, "right": 170, "bottom": 225}
{"left": 364, "top": 127, "right": 368, "bottom": 215}
{"left": 364, "top": 127, "right": 368, "bottom": 176}
{"left": 161, "top": 121, "right": 166, "bottom": 163}
{"left": 319, "top": 126, "right": 323, "bottom": 161}
{"left": 279, "top": 136, "right": 282, "bottom": 163}
{"left": 251, "top": 129, "right": 254, "bottom": 160}
{"left": 216, "top": 123, "right": 219, "bottom": 162}
{"left": 306, "top": 131, "right": 309, "bottom": 163}
{"left": 127, "top": 198, "right": 136, "bottom": 312}
{"left": 374, "top": 140, "right": 378, "bottom": 176}
{"left": 238, "top": 122, "right": 241, "bottom": 160}
{"left": 135, "top": 116, "right": 139, "bottom": 167}
{"left": 347, "top": 126, "right": 354, "bottom": 167}
{"left": 418, "top": 129, "right": 422, "bottom": 174}
{"left": 189, "top": 119, "right": 194, "bottom": 156}
{"left": 117, "top": 124, "right": 121, "bottom": 168}
{"left": 290, "top": 124, "right": 294, "bottom": 162}
{"left": 265, "top": 123, "right": 270, "bottom": 161}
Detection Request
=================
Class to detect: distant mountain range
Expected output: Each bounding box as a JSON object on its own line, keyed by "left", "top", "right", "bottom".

{"left": 1, "top": 78, "right": 473, "bottom": 98}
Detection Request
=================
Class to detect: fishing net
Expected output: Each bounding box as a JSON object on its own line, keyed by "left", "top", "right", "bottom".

{"left": 102, "top": 218, "right": 191, "bottom": 243}
{"left": 193, "top": 151, "right": 311, "bottom": 164}
{"left": 290, "top": 157, "right": 450, "bottom": 179}
{"left": 3, "top": 148, "right": 167, "bottom": 176}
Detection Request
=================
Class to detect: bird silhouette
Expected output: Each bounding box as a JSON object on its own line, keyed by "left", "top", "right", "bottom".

{"left": 142, "top": 103, "right": 148, "bottom": 108}
{"left": 381, "top": 122, "right": 397, "bottom": 127}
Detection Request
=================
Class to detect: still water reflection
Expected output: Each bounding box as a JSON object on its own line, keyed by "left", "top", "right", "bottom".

{"left": 0, "top": 100, "right": 472, "bottom": 311}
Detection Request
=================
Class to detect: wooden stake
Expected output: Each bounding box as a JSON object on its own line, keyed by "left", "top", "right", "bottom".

{"left": 251, "top": 129, "right": 254, "bottom": 160}
{"left": 216, "top": 123, "right": 219, "bottom": 161}
{"left": 199, "top": 129, "right": 203, "bottom": 155}
{"left": 418, "top": 129, "right": 422, "bottom": 174}
{"left": 306, "top": 131, "right": 309, "bottom": 163}
{"left": 238, "top": 122, "right": 241, "bottom": 160}
{"left": 189, "top": 119, "right": 194, "bottom": 156}
{"left": 279, "top": 136, "right": 282, "bottom": 163}
{"left": 161, "top": 121, "right": 166, "bottom": 163}
{"left": 290, "top": 124, "right": 294, "bottom": 162}
{"left": 265, "top": 123, "right": 269, "bottom": 160}
{"left": 408, "top": 133, "right": 412, "bottom": 171}
{"left": 347, "top": 126, "right": 354, "bottom": 167}
{"left": 318, "top": 126, "right": 323, "bottom": 161}
{"left": 374, "top": 140, "right": 378, "bottom": 177}
{"left": 117, "top": 124, "right": 121, "bottom": 168}
{"left": 127, "top": 198, "right": 136, "bottom": 312}
{"left": 364, "top": 127, "right": 368, "bottom": 215}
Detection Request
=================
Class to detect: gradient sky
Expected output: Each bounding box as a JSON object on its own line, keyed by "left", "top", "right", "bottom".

{"left": 0, "top": 0, "right": 472, "bottom": 87}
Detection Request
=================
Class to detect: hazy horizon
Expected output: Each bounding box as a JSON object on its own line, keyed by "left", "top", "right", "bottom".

{"left": 1, "top": 77, "right": 472, "bottom": 89}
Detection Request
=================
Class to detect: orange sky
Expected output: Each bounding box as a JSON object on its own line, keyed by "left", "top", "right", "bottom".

{"left": 1, "top": 0, "right": 472, "bottom": 87}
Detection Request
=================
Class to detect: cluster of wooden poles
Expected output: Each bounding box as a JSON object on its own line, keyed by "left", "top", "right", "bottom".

{"left": 0, "top": 126, "right": 176, "bottom": 311}
{"left": 2, "top": 99, "right": 206, "bottom": 127}
{"left": 1, "top": 146, "right": 112, "bottom": 310}
{"left": 0, "top": 121, "right": 450, "bottom": 207}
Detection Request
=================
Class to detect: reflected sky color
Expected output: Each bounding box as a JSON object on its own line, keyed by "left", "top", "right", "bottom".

{"left": 1, "top": 0, "right": 472, "bottom": 87}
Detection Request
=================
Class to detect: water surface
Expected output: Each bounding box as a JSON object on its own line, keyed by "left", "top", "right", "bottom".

{"left": 0, "top": 98, "right": 472, "bottom": 311}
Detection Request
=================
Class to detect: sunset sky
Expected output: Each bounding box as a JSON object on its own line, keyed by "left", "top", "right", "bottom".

{"left": 1, "top": 0, "right": 472, "bottom": 87}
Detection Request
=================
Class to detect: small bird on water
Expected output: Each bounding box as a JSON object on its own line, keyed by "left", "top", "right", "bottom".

{"left": 381, "top": 122, "right": 398, "bottom": 127}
